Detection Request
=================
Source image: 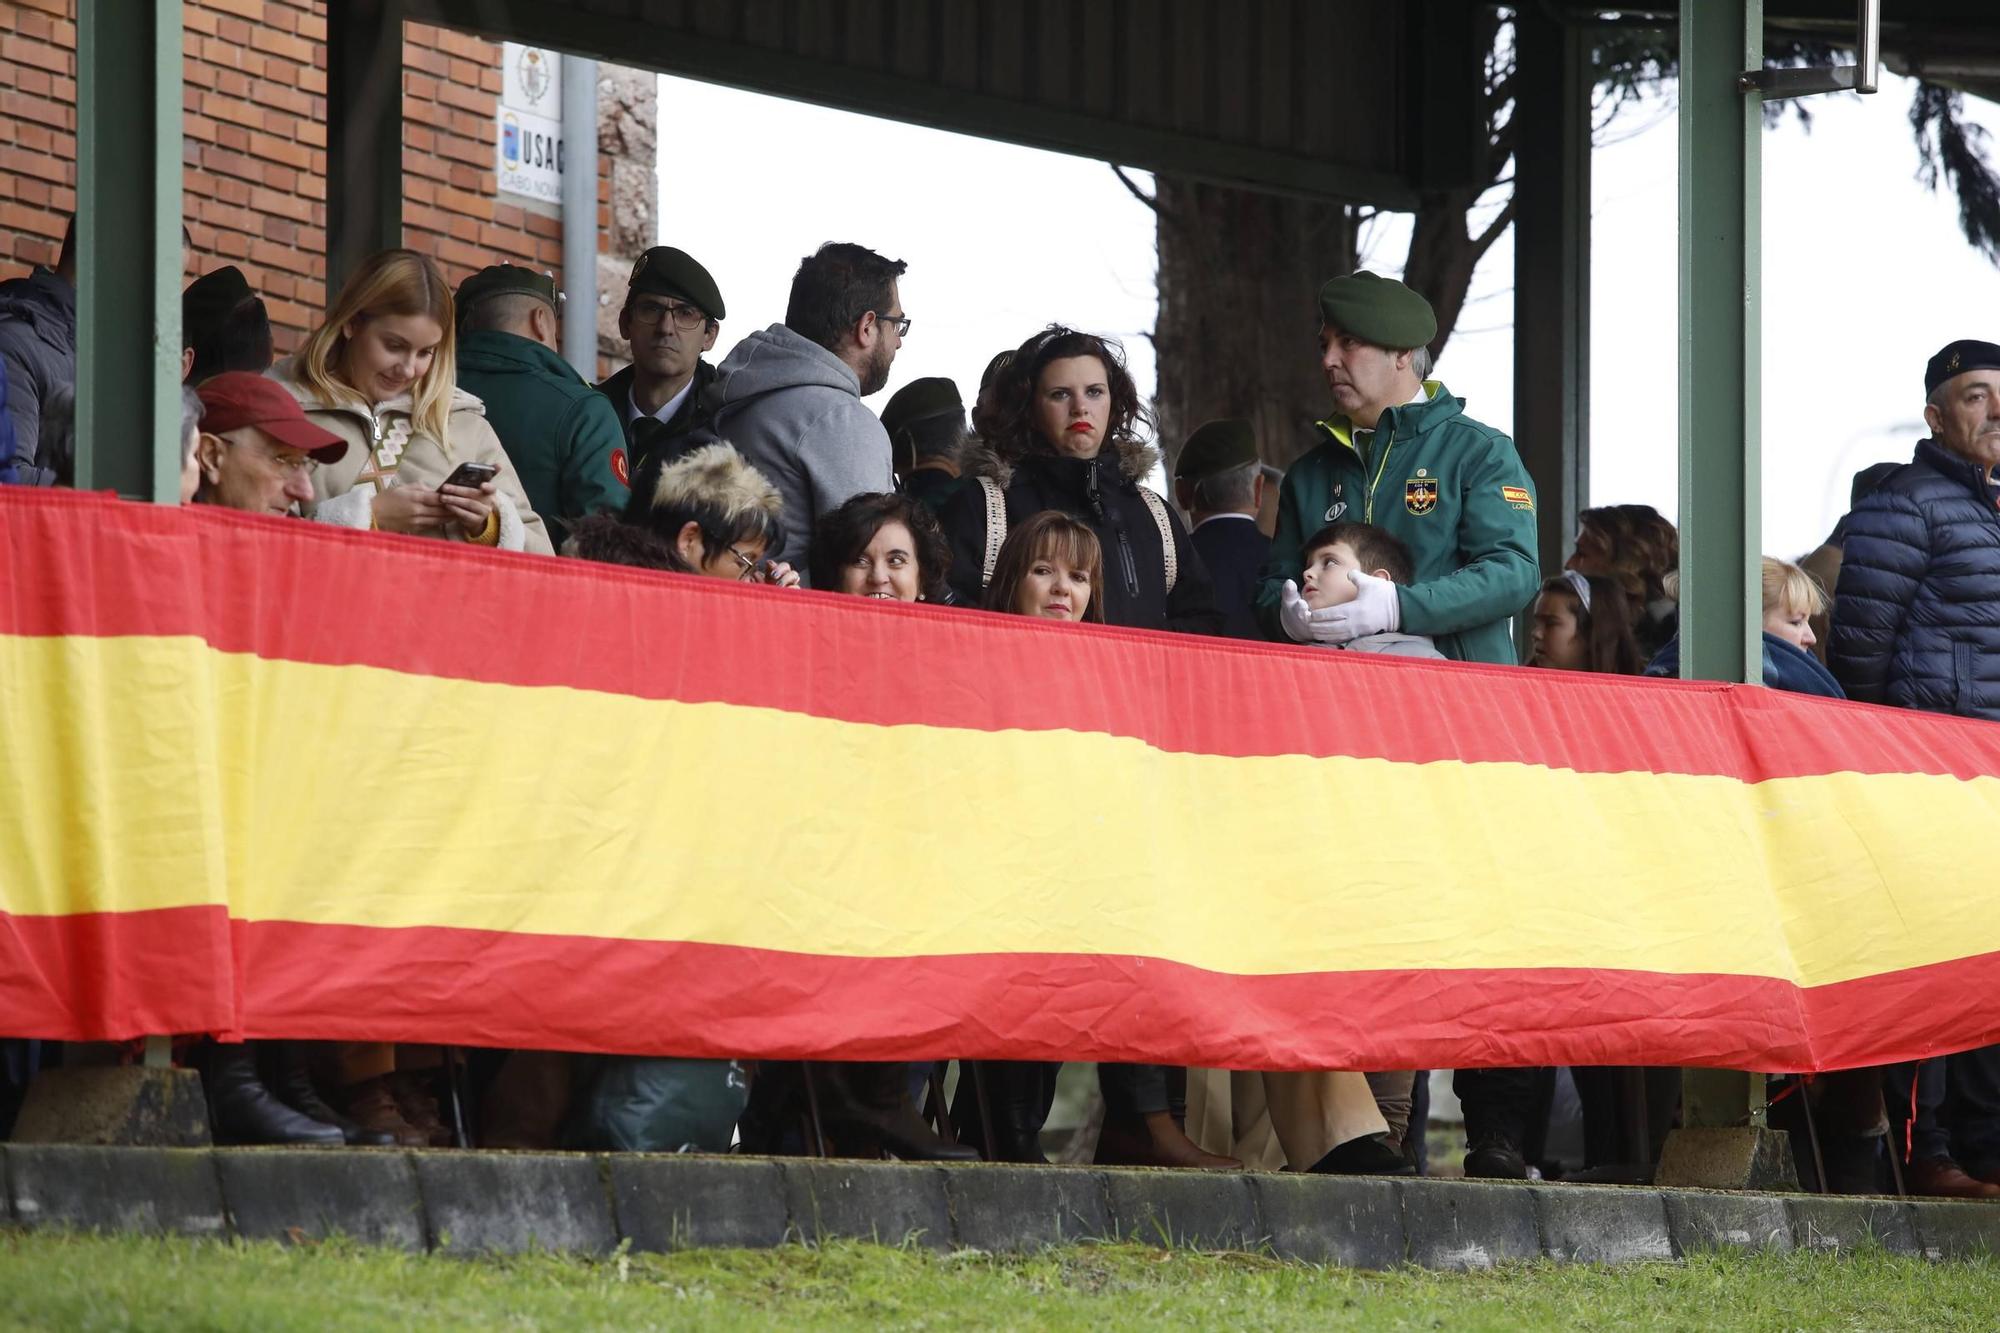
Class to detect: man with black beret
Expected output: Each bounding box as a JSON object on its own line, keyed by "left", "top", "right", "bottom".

{"left": 1254, "top": 271, "right": 1544, "bottom": 1183}
{"left": 596, "top": 245, "right": 725, "bottom": 475}
{"left": 456, "top": 264, "right": 629, "bottom": 550}
{"left": 1174, "top": 418, "right": 1274, "bottom": 640}
{"left": 1829, "top": 338, "right": 2000, "bottom": 1200}
{"left": 181, "top": 265, "right": 273, "bottom": 386}
{"left": 1255, "top": 271, "right": 1539, "bottom": 666}
{"left": 881, "top": 375, "right": 967, "bottom": 514}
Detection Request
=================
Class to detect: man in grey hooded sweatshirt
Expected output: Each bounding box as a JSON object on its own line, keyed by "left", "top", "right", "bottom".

{"left": 691, "top": 242, "right": 905, "bottom": 583}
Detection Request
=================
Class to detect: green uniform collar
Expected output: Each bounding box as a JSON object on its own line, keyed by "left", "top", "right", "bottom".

{"left": 457, "top": 328, "right": 589, "bottom": 387}
{"left": 1313, "top": 380, "right": 1450, "bottom": 454}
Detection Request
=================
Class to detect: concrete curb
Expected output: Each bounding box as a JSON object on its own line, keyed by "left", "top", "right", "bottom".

{"left": 5, "top": 1145, "right": 1999, "bottom": 1267}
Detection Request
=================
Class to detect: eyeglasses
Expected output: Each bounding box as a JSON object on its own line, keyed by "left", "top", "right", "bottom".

{"left": 872, "top": 311, "right": 912, "bottom": 338}
{"left": 726, "top": 546, "right": 763, "bottom": 582}
{"left": 217, "top": 434, "right": 318, "bottom": 478}
{"left": 630, "top": 298, "right": 708, "bottom": 331}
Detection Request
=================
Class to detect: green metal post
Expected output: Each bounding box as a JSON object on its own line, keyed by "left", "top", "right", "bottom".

{"left": 1656, "top": 0, "right": 1798, "bottom": 1191}
{"left": 74, "top": 0, "right": 183, "bottom": 502}
{"left": 1677, "top": 0, "right": 1763, "bottom": 688}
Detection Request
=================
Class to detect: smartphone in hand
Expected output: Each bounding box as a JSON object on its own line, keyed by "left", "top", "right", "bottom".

{"left": 439, "top": 461, "right": 499, "bottom": 491}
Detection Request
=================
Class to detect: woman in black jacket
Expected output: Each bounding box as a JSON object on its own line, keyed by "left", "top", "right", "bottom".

{"left": 939, "top": 326, "right": 1222, "bottom": 636}
{"left": 940, "top": 346, "right": 1234, "bottom": 1168}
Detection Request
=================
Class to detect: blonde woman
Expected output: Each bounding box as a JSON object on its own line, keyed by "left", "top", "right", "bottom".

{"left": 274, "top": 248, "right": 551, "bottom": 554}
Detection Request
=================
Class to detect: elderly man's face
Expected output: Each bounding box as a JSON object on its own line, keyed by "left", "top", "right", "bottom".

{"left": 1926, "top": 369, "right": 2000, "bottom": 471}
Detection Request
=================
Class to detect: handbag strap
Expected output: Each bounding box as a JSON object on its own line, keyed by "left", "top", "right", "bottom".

{"left": 978, "top": 475, "right": 1008, "bottom": 589}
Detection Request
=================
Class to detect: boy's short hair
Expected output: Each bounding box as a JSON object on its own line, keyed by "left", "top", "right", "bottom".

{"left": 1302, "top": 521, "right": 1416, "bottom": 586}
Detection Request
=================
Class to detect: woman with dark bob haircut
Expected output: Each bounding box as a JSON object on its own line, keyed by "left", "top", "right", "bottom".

{"left": 937, "top": 328, "right": 1232, "bottom": 1173}
{"left": 808, "top": 492, "right": 954, "bottom": 604}
{"left": 938, "top": 325, "right": 1221, "bottom": 636}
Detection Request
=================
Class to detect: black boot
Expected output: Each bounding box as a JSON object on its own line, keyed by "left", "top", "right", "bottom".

{"left": 205, "top": 1042, "right": 344, "bottom": 1146}
{"left": 821, "top": 1062, "right": 979, "bottom": 1162}
{"left": 1310, "top": 1132, "right": 1417, "bottom": 1176}
{"left": 262, "top": 1042, "right": 395, "bottom": 1147}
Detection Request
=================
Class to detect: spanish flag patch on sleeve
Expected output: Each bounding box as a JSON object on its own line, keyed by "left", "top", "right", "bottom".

{"left": 1502, "top": 485, "right": 1534, "bottom": 511}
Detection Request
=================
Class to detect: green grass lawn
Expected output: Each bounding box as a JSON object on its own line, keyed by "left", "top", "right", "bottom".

{"left": 0, "top": 1232, "right": 1994, "bottom": 1330}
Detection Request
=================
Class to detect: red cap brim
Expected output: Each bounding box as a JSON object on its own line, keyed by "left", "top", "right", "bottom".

{"left": 257, "top": 416, "right": 348, "bottom": 464}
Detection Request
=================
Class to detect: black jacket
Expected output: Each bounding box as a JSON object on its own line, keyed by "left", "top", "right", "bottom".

{"left": 1189, "top": 515, "right": 1271, "bottom": 640}
{"left": 595, "top": 358, "right": 716, "bottom": 474}
{"left": 1830, "top": 436, "right": 2000, "bottom": 720}
{"left": 939, "top": 441, "right": 1223, "bottom": 635}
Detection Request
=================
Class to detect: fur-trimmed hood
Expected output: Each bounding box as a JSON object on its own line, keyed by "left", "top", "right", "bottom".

{"left": 960, "top": 433, "right": 1160, "bottom": 488}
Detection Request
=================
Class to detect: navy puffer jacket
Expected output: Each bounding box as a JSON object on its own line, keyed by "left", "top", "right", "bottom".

{"left": 1829, "top": 436, "right": 2000, "bottom": 720}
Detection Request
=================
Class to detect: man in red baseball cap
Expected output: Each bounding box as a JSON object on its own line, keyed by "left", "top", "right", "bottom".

{"left": 192, "top": 371, "right": 347, "bottom": 516}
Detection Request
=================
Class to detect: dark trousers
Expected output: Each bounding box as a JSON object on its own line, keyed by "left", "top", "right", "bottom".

{"left": 1572, "top": 1066, "right": 1679, "bottom": 1169}
{"left": 1885, "top": 1045, "right": 2000, "bottom": 1171}
{"left": 1100, "top": 1063, "right": 1181, "bottom": 1118}
{"left": 1455, "top": 1067, "right": 1544, "bottom": 1147}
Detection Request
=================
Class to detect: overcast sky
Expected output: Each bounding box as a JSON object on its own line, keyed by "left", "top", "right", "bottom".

{"left": 655, "top": 70, "right": 2000, "bottom": 562}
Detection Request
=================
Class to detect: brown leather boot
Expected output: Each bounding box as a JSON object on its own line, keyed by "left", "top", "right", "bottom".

{"left": 340, "top": 1075, "right": 428, "bottom": 1148}
{"left": 1906, "top": 1156, "right": 2000, "bottom": 1199}
{"left": 387, "top": 1069, "right": 454, "bottom": 1148}
{"left": 1094, "top": 1111, "right": 1242, "bottom": 1170}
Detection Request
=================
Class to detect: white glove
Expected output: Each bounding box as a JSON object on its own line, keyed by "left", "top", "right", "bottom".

{"left": 1318, "top": 570, "right": 1402, "bottom": 644}
{"left": 1278, "top": 579, "right": 1316, "bottom": 642}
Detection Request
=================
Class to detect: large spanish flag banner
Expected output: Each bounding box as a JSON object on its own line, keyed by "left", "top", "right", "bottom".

{"left": 4, "top": 488, "right": 2000, "bottom": 1072}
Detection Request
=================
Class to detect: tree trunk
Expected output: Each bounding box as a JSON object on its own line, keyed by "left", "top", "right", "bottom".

{"left": 1151, "top": 174, "right": 1357, "bottom": 472}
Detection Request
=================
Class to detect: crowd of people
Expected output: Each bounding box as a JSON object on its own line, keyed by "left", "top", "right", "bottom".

{"left": 3, "top": 215, "right": 1998, "bottom": 1202}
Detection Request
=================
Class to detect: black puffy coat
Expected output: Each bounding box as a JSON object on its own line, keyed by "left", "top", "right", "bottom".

{"left": 1829, "top": 436, "right": 2000, "bottom": 720}
{"left": 939, "top": 440, "right": 1223, "bottom": 635}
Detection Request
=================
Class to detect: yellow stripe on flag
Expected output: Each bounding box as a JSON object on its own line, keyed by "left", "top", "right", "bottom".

{"left": 9, "top": 634, "right": 2000, "bottom": 990}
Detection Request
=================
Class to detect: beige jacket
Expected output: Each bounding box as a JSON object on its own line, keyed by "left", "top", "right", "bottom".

{"left": 271, "top": 361, "right": 553, "bottom": 555}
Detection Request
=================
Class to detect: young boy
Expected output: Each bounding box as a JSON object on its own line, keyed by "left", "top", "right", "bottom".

{"left": 1299, "top": 522, "right": 1445, "bottom": 660}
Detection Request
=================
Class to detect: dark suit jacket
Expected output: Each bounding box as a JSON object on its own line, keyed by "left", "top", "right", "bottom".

{"left": 1190, "top": 514, "right": 1271, "bottom": 640}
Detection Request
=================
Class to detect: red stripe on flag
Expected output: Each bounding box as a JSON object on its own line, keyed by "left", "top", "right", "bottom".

{"left": 0, "top": 907, "right": 238, "bottom": 1041}
{"left": 227, "top": 918, "right": 2000, "bottom": 1074}
{"left": 3, "top": 489, "right": 1994, "bottom": 782}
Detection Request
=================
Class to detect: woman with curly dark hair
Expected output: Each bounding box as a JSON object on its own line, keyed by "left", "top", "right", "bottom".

{"left": 937, "top": 325, "right": 1221, "bottom": 635}
{"left": 1565, "top": 504, "right": 1679, "bottom": 657}
{"left": 808, "top": 491, "right": 954, "bottom": 604}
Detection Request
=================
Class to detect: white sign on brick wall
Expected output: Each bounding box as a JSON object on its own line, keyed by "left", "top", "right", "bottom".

{"left": 497, "top": 43, "right": 563, "bottom": 203}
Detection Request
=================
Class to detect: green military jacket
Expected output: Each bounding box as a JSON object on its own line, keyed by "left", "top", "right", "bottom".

{"left": 456, "top": 330, "right": 630, "bottom": 550}
{"left": 1254, "top": 382, "right": 1540, "bottom": 664}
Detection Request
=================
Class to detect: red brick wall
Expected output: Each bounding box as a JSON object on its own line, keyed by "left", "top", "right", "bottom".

{"left": 0, "top": 0, "right": 610, "bottom": 363}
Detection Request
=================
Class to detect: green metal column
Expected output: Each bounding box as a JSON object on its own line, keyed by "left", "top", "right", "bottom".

{"left": 74, "top": 0, "right": 183, "bottom": 502}
{"left": 1655, "top": 0, "right": 1797, "bottom": 1192}
{"left": 1511, "top": 4, "right": 1591, "bottom": 586}
{"left": 1676, "top": 0, "right": 1763, "bottom": 688}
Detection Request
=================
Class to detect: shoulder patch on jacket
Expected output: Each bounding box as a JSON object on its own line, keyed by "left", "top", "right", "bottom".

{"left": 611, "top": 447, "right": 629, "bottom": 487}
{"left": 1502, "top": 485, "right": 1534, "bottom": 511}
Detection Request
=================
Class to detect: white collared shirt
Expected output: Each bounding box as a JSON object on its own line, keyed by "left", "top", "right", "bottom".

{"left": 629, "top": 377, "right": 695, "bottom": 427}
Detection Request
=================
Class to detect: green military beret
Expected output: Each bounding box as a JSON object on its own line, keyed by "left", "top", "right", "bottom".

{"left": 182, "top": 265, "right": 255, "bottom": 350}
{"left": 1174, "top": 418, "right": 1259, "bottom": 481}
{"left": 454, "top": 265, "right": 559, "bottom": 328}
{"left": 881, "top": 376, "right": 964, "bottom": 441}
{"left": 1316, "top": 270, "right": 1437, "bottom": 350}
{"left": 628, "top": 246, "right": 725, "bottom": 321}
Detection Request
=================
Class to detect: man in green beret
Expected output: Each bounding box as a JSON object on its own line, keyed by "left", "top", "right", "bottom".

{"left": 455, "top": 264, "right": 629, "bottom": 550}
{"left": 1254, "top": 270, "right": 1543, "bottom": 1181}
{"left": 1174, "top": 418, "right": 1275, "bottom": 640}
{"left": 1256, "top": 271, "right": 1538, "bottom": 663}
{"left": 596, "top": 245, "right": 726, "bottom": 475}
{"left": 881, "top": 375, "right": 968, "bottom": 514}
